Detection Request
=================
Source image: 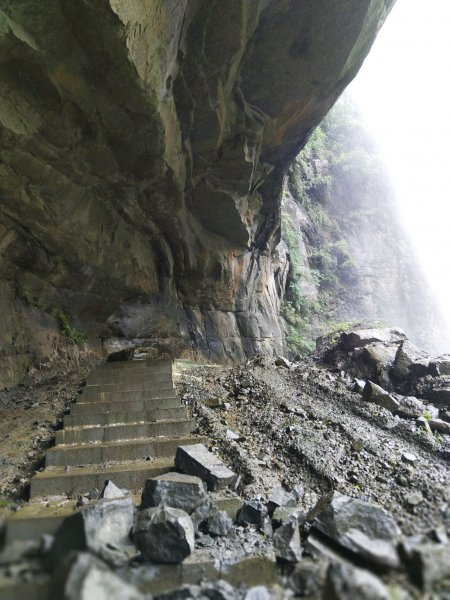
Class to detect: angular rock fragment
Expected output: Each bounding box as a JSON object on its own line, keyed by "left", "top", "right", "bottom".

{"left": 267, "top": 487, "right": 297, "bottom": 515}
{"left": 101, "top": 480, "right": 126, "bottom": 499}
{"left": 51, "top": 497, "right": 135, "bottom": 567}
{"left": 245, "top": 586, "right": 270, "bottom": 600}
{"left": 141, "top": 472, "right": 207, "bottom": 514}
{"left": 323, "top": 563, "right": 389, "bottom": 599}
{"left": 362, "top": 381, "right": 400, "bottom": 411}
{"left": 392, "top": 340, "right": 431, "bottom": 382}
{"left": 133, "top": 506, "right": 194, "bottom": 563}
{"left": 273, "top": 516, "right": 302, "bottom": 561}
{"left": 175, "top": 444, "right": 236, "bottom": 491}
{"left": 356, "top": 343, "right": 397, "bottom": 389}
{"left": 272, "top": 506, "right": 305, "bottom": 527}
{"left": 52, "top": 551, "right": 144, "bottom": 600}
{"left": 312, "top": 492, "right": 401, "bottom": 569}
{"left": 394, "top": 395, "right": 425, "bottom": 419}
{"left": 207, "top": 510, "right": 233, "bottom": 537}
{"left": 237, "top": 501, "right": 268, "bottom": 527}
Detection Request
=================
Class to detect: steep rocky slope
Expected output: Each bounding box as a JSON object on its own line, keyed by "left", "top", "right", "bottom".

{"left": 0, "top": 0, "right": 395, "bottom": 387}
{"left": 281, "top": 96, "right": 447, "bottom": 356}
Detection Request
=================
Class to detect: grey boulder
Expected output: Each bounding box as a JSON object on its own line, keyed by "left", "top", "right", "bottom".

{"left": 141, "top": 472, "right": 207, "bottom": 514}
{"left": 51, "top": 497, "right": 135, "bottom": 567}
{"left": 312, "top": 493, "right": 401, "bottom": 568}
{"left": 323, "top": 563, "right": 389, "bottom": 600}
{"left": 133, "top": 506, "right": 194, "bottom": 563}
{"left": 362, "top": 381, "right": 400, "bottom": 412}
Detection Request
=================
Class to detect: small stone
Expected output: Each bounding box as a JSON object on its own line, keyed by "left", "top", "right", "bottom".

{"left": 87, "top": 488, "right": 100, "bottom": 501}
{"left": 207, "top": 510, "right": 233, "bottom": 537}
{"left": 223, "top": 402, "right": 231, "bottom": 411}
{"left": 245, "top": 586, "right": 270, "bottom": 600}
{"left": 133, "top": 506, "right": 194, "bottom": 563}
{"left": 275, "top": 356, "right": 291, "bottom": 368}
{"left": 401, "top": 452, "right": 417, "bottom": 465}
{"left": 409, "top": 542, "right": 450, "bottom": 591}
{"left": 416, "top": 416, "right": 432, "bottom": 435}
{"left": 226, "top": 429, "right": 241, "bottom": 440}
{"left": 406, "top": 491, "right": 423, "bottom": 506}
{"left": 100, "top": 480, "right": 126, "bottom": 499}
{"left": 428, "top": 418, "right": 450, "bottom": 434}
{"left": 267, "top": 487, "right": 297, "bottom": 515}
{"left": 237, "top": 501, "right": 268, "bottom": 527}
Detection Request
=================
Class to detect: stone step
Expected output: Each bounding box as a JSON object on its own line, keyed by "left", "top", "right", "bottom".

{"left": 64, "top": 406, "right": 188, "bottom": 427}
{"left": 80, "top": 383, "right": 175, "bottom": 398}
{"left": 97, "top": 359, "right": 172, "bottom": 371}
{"left": 85, "top": 371, "right": 174, "bottom": 386}
{"left": 70, "top": 395, "right": 181, "bottom": 415}
{"left": 45, "top": 435, "right": 209, "bottom": 467}
{"left": 30, "top": 457, "right": 176, "bottom": 498}
{"left": 55, "top": 419, "right": 196, "bottom": 445}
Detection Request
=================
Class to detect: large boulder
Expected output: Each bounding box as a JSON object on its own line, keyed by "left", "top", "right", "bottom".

{"left": 340, "top": 328, "right": 406, "bottom": 352}
{"left": 311, "top": 493, "right": 401, "bottom": 569}
{"left": 391, "top": 340, "right": 431, "bottom": 383}
{"left": 133, "top": 506, "right": 194, "bottom": 564}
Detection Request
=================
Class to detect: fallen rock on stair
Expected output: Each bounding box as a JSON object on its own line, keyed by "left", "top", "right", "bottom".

{"left": 100, "top": 480, "right": 128, "bottom": 499}
{"left": 175, "top": 444, "right": 236, "bottom": 491}
{"left": 133, "top": 506, "right": 194, "bottom": 563}
{"left": 52, "top": 551, "right": 145, "bottom": 600}
{"left": 141, "top": 472, "right": 207, "bottom": 513}
{"left": 51, "top": 497, "right": 136, "bottom": 568}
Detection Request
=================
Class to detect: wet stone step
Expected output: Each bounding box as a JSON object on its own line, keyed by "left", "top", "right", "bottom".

{"left": 81, "top": 381, "right": 175, "bottom": 395}
{"left": 64, "top": 406, "right": 188, "bottom": 428}
{"left": 45, "top": 435, "right": 209, "bottom": 467}
{"left": 30, "top": 457, "right": 176, "bottom": 498}
{"left": 96, "top": 359, "right": 172, "bottom": 371}
{"left": 55, "top": 419, "right": 196, "bottom": 445}
{"left": 85, "top": 371, "right": 174, "bottom": 386}
{"left": 70, "top": 396, "right": 181, "bottom": 415}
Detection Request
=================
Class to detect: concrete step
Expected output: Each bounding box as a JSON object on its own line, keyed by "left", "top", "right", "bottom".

{"left": 55, "top": 419, "right": 196, "bottom": 445}
{"left": 85, "top": 371, "right": 174, "bottom": 386}
{"left": 45, "top": 435, "right": 209, "bottom": 467}
{"left": 70, "top": 396, "right": 181, "bottom": 415}
{"left": 64, "top": 406, "right": 188, "bottom": 427}
{"left": 96, "top": 359, "right": 172, "bottom": 371}
{"left": 79, "top": 385, "right": 175, "bottom": 403}
{"left": 30, "top": 457, "right": 176, "bottom": 497}
{"left": 80, "top": 382, "right": 175, "bottom": 397}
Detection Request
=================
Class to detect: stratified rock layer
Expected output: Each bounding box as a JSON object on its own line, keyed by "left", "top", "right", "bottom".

{"left": 0, "top": 0, "right": 394, "bottom": 385}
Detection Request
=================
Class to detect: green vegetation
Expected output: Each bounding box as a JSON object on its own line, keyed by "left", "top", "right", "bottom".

{"left": 56, "top": 311, "right": 86, "bottom": 345}
{"left": 282, "top": 95, "right": 388, "bottom": 357}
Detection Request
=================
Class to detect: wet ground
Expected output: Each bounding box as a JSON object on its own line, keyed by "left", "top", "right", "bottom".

{"left": 179, "top": 356, "right": 450, "bottom": 537}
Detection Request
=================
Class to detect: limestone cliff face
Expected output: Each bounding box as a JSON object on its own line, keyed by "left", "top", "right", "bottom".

{"left": 0, "top": 0, "right": 394, "bottom": 386}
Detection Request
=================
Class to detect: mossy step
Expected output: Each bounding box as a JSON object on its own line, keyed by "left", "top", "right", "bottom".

{"left": 55, "top": 418, "right": 196, "bottom": 445}
{"left": 64, "top": 406, "right": 187, "bottom": 427}
{"left": 45, "top": 435, "right": 209, "bottom": 467}
{"left": 30, "top": 457, "right": 175, "bottom": 498}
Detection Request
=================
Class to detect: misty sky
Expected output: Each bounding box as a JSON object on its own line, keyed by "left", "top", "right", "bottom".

{"left": 348, "top": 0, "right": 450, "bottom": 339}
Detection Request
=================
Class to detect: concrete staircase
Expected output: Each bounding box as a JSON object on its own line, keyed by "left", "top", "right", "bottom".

{"left": 30, "top": 359, "right": 207, "bottom": 499}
